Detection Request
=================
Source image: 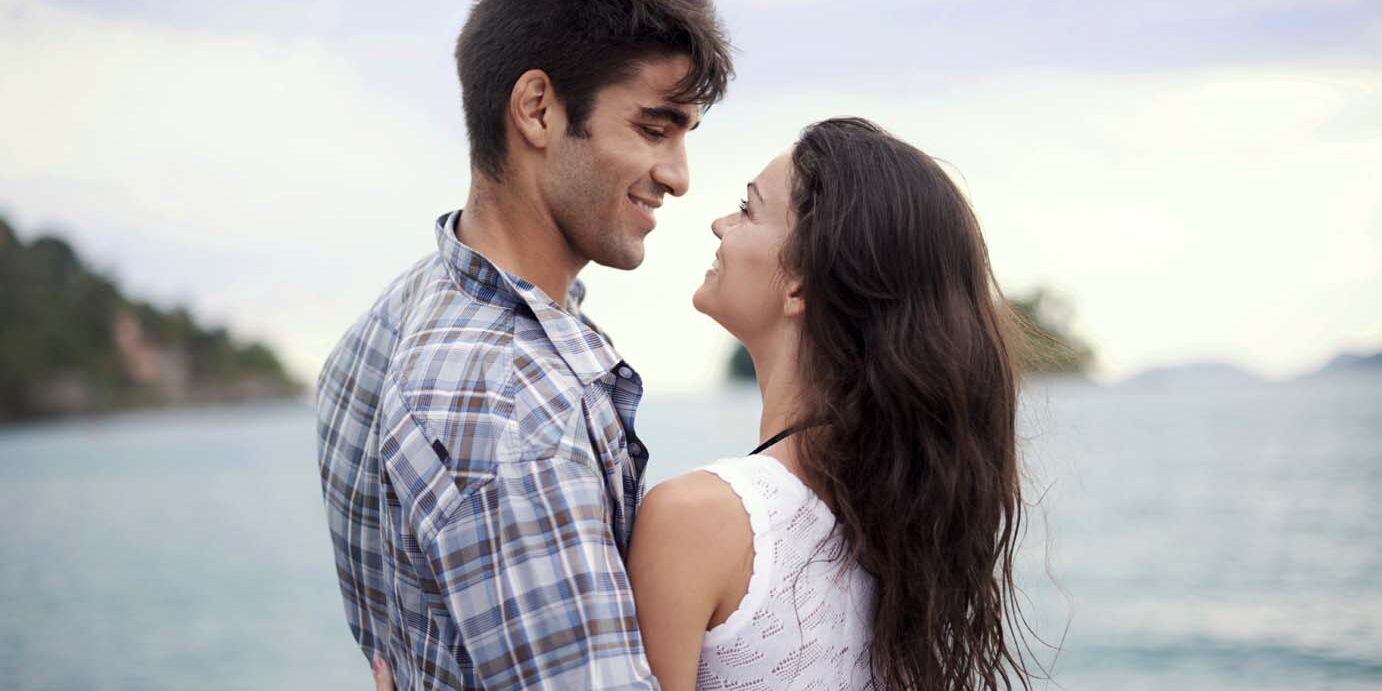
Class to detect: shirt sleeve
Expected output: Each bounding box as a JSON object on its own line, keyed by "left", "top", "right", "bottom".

{"left": 380, "top": 385, "right": 658, "bottom": 690}
{"left": 315, "top": 313, "right": 395, "bottom": 664}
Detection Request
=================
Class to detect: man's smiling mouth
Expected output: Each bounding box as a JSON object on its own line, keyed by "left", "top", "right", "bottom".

{"left": 629, "top": 194, "right": 660, "bottom": 213}
{"left": 629, "top": 194, "right": 661, "bottom": 228}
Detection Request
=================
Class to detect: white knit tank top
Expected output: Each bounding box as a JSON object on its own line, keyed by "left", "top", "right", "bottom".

{"left": 694, "top": 454, "right": 877, "bottom": 690}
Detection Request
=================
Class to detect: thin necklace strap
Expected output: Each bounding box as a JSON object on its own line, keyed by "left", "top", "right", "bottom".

{"left": 750, "top": 425, "right": 809, "bottom": 456}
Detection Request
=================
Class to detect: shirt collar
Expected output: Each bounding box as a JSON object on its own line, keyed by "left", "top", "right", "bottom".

{"left": 434, "top": 210, "right": 623, "bottom": 386}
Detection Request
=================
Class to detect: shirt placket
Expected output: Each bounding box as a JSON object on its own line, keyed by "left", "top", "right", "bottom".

{"left": 608, "top": 363, "right": 649, "bottom": 543}
{"left": 580, "top": 363, "right": 647, "bottom": 556}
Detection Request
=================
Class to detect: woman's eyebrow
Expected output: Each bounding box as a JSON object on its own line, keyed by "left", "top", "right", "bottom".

{"left": 748, "top": 181, "right": 765, "bottom": 204}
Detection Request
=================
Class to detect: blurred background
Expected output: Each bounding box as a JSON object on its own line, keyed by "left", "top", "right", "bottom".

{"left": 1, "top": 0, "right": 1379, "bottom": 688}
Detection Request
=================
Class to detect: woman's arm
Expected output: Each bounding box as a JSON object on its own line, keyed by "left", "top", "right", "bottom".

{"left": 372, "top": 655, "right": 393, "bottom": 691}
{"left": 627, "top": 471, "right": 755, "bottom": 691}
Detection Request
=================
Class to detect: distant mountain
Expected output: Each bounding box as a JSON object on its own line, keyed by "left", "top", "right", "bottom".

{"left": 1303, "top": 351, "right": 1382, "bottom": 379}
{"left": 0, "top": 215, "right": 300, "bottom": 421}
{"left": 1120, "top": 361, "right": 1264, "bottom": 389}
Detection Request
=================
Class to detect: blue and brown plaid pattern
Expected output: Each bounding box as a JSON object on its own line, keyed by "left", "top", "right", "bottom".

{"left": 316, "top": 211, "right": 655, "bottom": 689}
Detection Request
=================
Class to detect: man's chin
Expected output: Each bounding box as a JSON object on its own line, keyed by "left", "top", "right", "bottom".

{"left": 607, "top": 258, "right": 644, "bottom": 271}
{"left": 591, "top": 244, "right": 645, "bottom": 271}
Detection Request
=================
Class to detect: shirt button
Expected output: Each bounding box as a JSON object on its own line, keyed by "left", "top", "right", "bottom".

{"left": 628, "top": 442, "right": 643, "bottom": 456}
{"left": 617, "top": 366, "right": 634, "bottom": 379}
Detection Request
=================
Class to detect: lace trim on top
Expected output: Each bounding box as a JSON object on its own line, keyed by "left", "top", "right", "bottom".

{"left": 691, "top": 454, "right": 875, "bottom": 691}
{"left": 698, "top": 456, "right": 776, "bottom": 643}
{"left": 698, "top": 453, "right": 829, "bottom": 645}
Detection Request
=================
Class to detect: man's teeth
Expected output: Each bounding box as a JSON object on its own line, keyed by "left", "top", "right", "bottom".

{"left": 632, "top": 198, "right": 652, "bottom": 212}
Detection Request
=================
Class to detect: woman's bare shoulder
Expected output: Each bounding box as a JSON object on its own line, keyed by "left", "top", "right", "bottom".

{"left": 642, "top": 468, "right": 750, "bottom": 532}
{"left": 635, "top": 467, "right": 754, "bottom": 571}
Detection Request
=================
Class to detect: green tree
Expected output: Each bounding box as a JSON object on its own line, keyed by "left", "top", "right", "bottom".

{"left": 727, "top": 342, "right": 755, "bottom": 382}
{"left": 0, "top": 215, "right": 300, "bottom": 420}
{"left": 1007, "top": 289, "right": 1095, "bottom": 375}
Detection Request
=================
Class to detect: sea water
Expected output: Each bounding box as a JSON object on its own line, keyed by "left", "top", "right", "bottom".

{"left": 1, "top": 374, "right": 1378, "bottom": 689}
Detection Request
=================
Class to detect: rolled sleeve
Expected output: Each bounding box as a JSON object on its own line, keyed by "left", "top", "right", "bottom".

{"left": 379, "top": 381, "right": 655, "bottom": 689}
{"left": 316, "top": 311, "right": 397, "bottom": 661}
{"left": 425, "top": 454, "right": 656, "bottom": 689}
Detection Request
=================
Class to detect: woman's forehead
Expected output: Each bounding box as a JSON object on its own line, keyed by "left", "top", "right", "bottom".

{"left": 754, "top": 153, "right": 794, "bottom": 200}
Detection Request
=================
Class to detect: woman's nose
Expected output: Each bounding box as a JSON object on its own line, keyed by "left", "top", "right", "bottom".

{"left": 710, "top": 214, "right": 729, "bottom": 239}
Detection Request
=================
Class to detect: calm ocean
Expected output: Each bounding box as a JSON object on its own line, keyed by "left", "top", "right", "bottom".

{"left": 1, "top": 374, "right": 1378, "bottom": 690}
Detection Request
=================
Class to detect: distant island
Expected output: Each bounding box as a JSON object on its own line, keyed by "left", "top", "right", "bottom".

{"left": 1115, "top": 348, "right": 1382, "bottom": 388}
{"left": 0, "top": 216, "right": 300, "bottom": 421}
{"left": 727, "top": 288, "right": 1096, "bottom": 382}
{"left": 1118, "top": 361, "right": 1264, "bottom": 389}
{"left": 1304, "top": 351, "right": 1382, "bottom": 378}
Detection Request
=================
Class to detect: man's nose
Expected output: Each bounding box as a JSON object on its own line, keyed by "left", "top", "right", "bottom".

{"left": 652, "top": 140, "right": 690, "bottom": 197}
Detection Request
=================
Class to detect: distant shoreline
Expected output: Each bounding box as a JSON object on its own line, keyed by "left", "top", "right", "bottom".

{"left": 1, "top": 216, "right": 301, "bottom": 422}
{"left": 0, "top": 392, "right": 313, "bottom": 431}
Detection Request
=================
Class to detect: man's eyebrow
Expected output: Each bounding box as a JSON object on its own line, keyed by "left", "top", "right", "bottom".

{"left": 639, "top": 105, "right": 700, "bottom": 130}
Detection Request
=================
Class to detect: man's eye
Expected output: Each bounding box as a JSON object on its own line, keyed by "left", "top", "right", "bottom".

{"left": 640, "top": 125, "right": 667, "bottom": 140}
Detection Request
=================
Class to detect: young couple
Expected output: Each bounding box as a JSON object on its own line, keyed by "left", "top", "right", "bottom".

{"left": 316, "top": 1, "right": 1031, "bottom": 689}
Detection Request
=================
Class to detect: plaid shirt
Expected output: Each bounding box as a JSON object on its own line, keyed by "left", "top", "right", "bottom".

{"left": 316, "top": 211, "right": 655, "bottom": 689}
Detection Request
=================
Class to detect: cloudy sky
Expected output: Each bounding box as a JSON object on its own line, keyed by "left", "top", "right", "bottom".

{"left": 2, "top": 0, "right": 1379, "bottom": 391}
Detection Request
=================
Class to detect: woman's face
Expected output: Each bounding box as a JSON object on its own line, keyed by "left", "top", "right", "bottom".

{"left": 692, "top": 152, "right": 796, "bottom": 342}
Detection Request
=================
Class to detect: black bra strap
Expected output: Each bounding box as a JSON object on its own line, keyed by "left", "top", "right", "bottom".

{"left": 750, "top": 426, "right": 804, "bottom": 455}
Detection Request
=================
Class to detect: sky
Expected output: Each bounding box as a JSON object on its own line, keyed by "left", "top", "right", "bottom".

{"left": 1, "top": 0, "right": 1379, "bottom": 391}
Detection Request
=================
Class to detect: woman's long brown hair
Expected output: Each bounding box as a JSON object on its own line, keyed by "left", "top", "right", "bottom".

{"left": 783, "top": 118, "right": 1032, "bottom": 690}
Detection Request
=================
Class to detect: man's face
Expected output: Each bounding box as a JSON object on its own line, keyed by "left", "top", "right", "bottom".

{"left": 541, "top": 55, "right": 700, "bottom": 271}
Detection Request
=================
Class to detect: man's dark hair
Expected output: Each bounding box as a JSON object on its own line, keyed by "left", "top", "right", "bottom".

{"left": 455, "top": 0, "right": 733, "bottom": 180}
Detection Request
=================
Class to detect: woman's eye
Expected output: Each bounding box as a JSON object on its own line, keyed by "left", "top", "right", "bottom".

{"left": 738, "top": 199, "right": 749, "bottom": 216}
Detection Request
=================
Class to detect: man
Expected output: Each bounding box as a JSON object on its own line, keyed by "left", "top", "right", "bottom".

{"left": 315, "top": 1, "right": 733, "bottom": 688}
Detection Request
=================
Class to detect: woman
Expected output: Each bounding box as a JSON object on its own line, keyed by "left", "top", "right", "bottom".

{"left": 376, "top": 118, "right": 1031, "bottom": 690}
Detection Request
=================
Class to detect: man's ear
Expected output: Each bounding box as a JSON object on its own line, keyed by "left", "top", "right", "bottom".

{"left": 508, "top": 69, "right": 561, "bottom": 150}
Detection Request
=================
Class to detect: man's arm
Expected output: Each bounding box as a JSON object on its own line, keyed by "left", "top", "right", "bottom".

{"left": 423, "top": 454, "right": 659, "bottom": 690}
{"left": 381, "top": 387, "right": 658, "bottom": 690}
{"left": 316, "top": 311, "right": 397, "bottom": 664}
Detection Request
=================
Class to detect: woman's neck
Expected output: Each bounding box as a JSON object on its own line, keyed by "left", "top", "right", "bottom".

{"left": 747, "top": 327, "right": 838, "bottom": 509}
{"left": 748, "top": 327, "right": 805, "bottom": 463}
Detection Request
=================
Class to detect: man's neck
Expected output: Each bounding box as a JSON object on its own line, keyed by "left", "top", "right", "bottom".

{"left": 456, "top": 177, "right": 585, "bottom": 308}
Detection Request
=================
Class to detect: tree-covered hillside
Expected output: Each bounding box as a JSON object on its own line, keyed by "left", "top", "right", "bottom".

{"left": 0, "top": 216, "right": 299, "bottom": 420}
